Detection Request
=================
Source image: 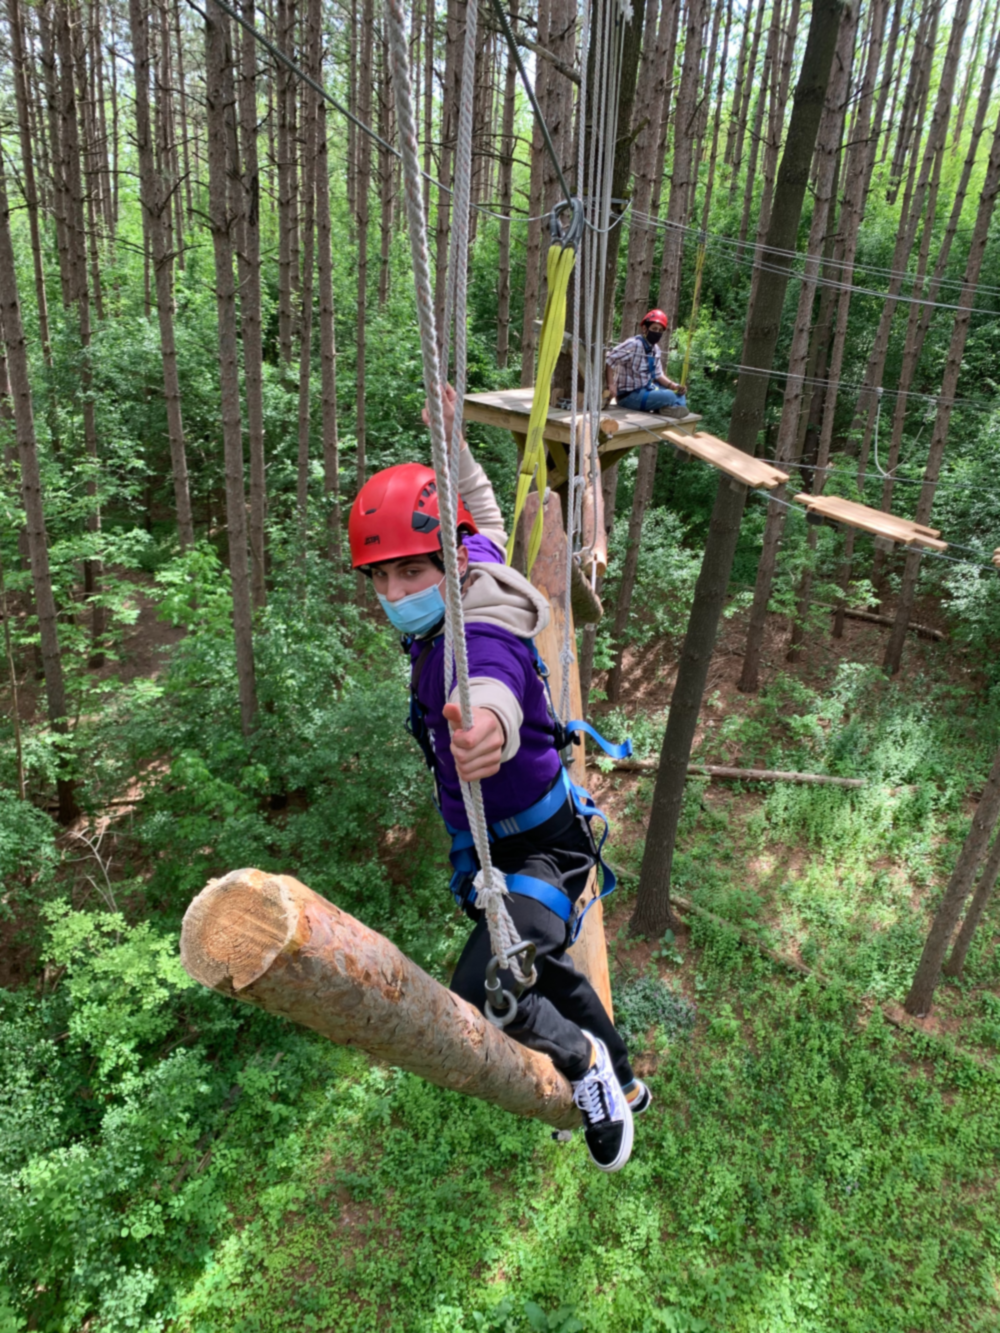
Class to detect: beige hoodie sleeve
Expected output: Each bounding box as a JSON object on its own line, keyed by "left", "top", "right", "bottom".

{"left": 448, "top": 676, "right": 523, "bottom": 763}
{"left": 459, "top": 446, "right": 507, "bottom": 550}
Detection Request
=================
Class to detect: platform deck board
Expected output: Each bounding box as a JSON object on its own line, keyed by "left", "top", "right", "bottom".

{"left": 793, "top": 493, "right": 949, "bottom": 550}
{"left": 463, "top": 387, "right": 702, "bottom": 444}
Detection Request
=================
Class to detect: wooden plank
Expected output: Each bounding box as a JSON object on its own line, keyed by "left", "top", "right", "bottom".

{"left": 793, "top": 493, "right": 949, "bottom": 550}
{"left": 660, "top": 427, "right": 791, "bottom": 489}
{"left": 524, "top": 489, "right": 614, "bottom": 1020}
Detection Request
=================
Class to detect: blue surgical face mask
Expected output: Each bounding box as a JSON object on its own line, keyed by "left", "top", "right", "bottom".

{"left": 378, "top": 579, "right": 446, "bottom": 636}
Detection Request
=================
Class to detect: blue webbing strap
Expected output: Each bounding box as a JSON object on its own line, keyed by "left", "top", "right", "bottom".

{"left": 464, "top": 873, "right": 573, "bottom": 924}
{"left": 562, "top": 720, "right": 632, "bottom": 760}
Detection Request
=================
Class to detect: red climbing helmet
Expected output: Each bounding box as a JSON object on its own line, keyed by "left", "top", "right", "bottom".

{"left": 641, "top": 308, "right": 669, "bottom": 329}
{"left": 349, "top": 462, "right": 478, "bottom": 569}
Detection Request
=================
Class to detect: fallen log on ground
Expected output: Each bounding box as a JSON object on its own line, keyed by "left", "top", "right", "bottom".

{"left": 834, "top": 608, "right": 945, "bottom": 640}
{"left": 588, "top": 759, "right": 865, "bottom": 788}
{"left": 180, "top": 868, "right": 579, "bottom": 1129}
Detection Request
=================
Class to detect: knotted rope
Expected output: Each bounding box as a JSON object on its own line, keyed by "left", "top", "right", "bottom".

{"left": 385, "top": 0, "right": 532, "bottom": 985}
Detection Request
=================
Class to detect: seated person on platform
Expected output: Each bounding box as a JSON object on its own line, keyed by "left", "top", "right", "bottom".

{"left": 347, "top": 385, "right": 647, "bottom": 1172}
{"left": 605, "top": 308, "right": 692, "bottom": 420}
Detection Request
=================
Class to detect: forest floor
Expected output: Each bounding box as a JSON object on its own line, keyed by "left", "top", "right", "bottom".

{"left": 8, "top": 579, "right": 1000, "bottom": 1333}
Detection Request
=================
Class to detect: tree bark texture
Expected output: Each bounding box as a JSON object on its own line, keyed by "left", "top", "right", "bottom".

{"left": 944, "top": 823, "right": 1000, "bottom": 981}
{"left": 129, "top": 0, "right": 195, "bottom": 551}
{"left": 180, "top": 868, "right": 579, "bottom": 1129}
{"left": 276, "top": 0, "right": 296, "bottom": 365}
{"left": 315, "top": 70, "right": 341, "bottom": 560}
{"left": 8, "top": 0, "right": 53, "bottom": 363}
{"left": 632, "top": 0, "right": 844, "bottom": 939}
{"left": 0, "top": 159, "right": 77, "bottom": 824}
{"left": 884, "top": 102, "right": 1000, "bottom": 677}
{"left": 495, "top": 0, "right": 518, "bottom": 368}
{"left": 295, "top": 0, "right": 320, "bottom": 528}
{"left": 355, "top": 0, "right": 374, "bottom": 493}
{"left": 606, "top": 442, "right": 658, "bottom": 704}
{"left": 905, "top": 743, "right": 1000, "bottom": 1015}
{"left": 205, "top": 0, "right": 257, "bottom": 736}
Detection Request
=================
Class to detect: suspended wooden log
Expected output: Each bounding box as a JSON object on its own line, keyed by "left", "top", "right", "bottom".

{"left": 181, "top": 868, "right": 579, "bottom": 1129}
{"left": 588, "top": 758, "right": 865, "bottom": 788}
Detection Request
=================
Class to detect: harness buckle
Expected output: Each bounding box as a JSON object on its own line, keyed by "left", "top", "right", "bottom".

{"left": 484, "top": 941, "right": 538, "bottom": 1028}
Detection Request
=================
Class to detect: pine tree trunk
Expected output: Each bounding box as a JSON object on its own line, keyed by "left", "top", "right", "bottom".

{"left": 729, "top": 0, "right": 767, "bottom": 194}
{"left": 355, "top": 0, "right": 374, "bottom": 498}
{"left": 943, "top": 822, "right": 1000, "bottom": 981}
{"left": 129, "top": 0, "right": 195, "bottom": 550}
{"left": 377, "top": 31, "right": 394, "bottom": 306}
{"left": 606, "top": 442, "right": 658, "bottom": 704}
{"left": 906, "top": 743, "right": 1000, "bottom": 1015}
{"left": 0, "top": 159, "right": 78, "bottom": 824}
{"left": 599, "top": 0, "right": 646, "bottom": 341}
{"left": 620, "top": 0, "right": 678, "bottom": 334}
{"left": 434, "top": 0, "right": 460, "bottom": 341}
{"left": 495, "top": 0, "right": 518, "bottom": 368}
{"left": 205, "top": 0, "right": 257, "bottom": 737}
{"left": 276, "top": 0, "right": 296, "bottom": 365}
{"left": 518, "top": 0, "right": 550, "bottom": 386}
{"left": 316, "top": 88, "right": 341, "bottom": 562}
{"left": 884, "top": 104, "right": 1000, "bottom": 677}
{"left": 295, "top": 0, "right": 319, "bottom": 528}
{"left": 238, "top": 0, "right": 267, "bottom": 609}
{"left": 632, "top": 0, "right": 844, "bottom": 939}
{"left": 738, "top": 0, "right": 858, "bottom": 693}
{"left": 8, "top": 0, "right": 53, "bottom": 364}
{"left": 737, "top": 0, "right": 779, "bottom": 249}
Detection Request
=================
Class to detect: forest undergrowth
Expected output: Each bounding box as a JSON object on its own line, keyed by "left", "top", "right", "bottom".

{"left": 4, "top": 538, "right": 1000, "bottom": 1333}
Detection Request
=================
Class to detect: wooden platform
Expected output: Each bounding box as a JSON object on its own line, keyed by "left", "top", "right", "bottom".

{"left": 793, "top": 493, "right": 948, "bottom": 550}
{"left": 463, "top": 386, "right": 702, "bottom": 446}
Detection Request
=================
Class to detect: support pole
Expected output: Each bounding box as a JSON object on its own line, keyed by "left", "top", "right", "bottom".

{"left": 523, "top": 490, "right": 614, "bottom": 1019}
{"left": 181, "top": 868, "right": 579, "bottom": 1129}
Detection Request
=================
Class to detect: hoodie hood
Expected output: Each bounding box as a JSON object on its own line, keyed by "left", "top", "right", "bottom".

{"left": 462, "top": 561, "right": 551, "bottom": 638}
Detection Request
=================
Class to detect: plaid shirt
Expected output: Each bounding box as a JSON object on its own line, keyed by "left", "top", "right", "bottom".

{"left": 606, "top": 334, "right": 662, "bottom": 395}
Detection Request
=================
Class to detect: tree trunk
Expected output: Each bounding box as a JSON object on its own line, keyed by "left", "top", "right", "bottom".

{"left": 518, "top": 0, "right": 549, "bottom": 386}
{"left": 738, "top": 0, "right": 859, "bottom": 693}
{"left": 632, "top": 0, "right": 844, "bottom": 939}
{"left": 729, "top": 0, "right": 767, "bottom": 190}
{"left": 355, "top": 0, "right": 373, "bottom": 501}
{"left": 239, "top": 0, "right": 267, "bottom": 608}
{"left": 295, "top": 0, "right": 320, "bottom": 530}
{"left": 315, "top": 61, "right": 341, "bottom": 561}
{"left": 620, "top": 0, "right": 679, "bottom": 334}
{"left": 377, "top": 31, "right": 394, "bottom": 306}
{"left": 883, "top": 103, "right": 1000, "bottom": 677}
{"left": 174, "top": 0, "right": 193, "bottom": 223}
{"left": 181, "top": 869, "right": 579, "bottom": 1128}
{"left": 656, "top": 0, "right": 707, "bottom": 333}
{"left": 434, "top": 0, "right": 461, "bottom": 342}
{"left": 0, "top": 158, "right": 78, "bottom": 824}
{"left": 276, "top": 0, "right": 296, "bottom": 365}
{"left": 606, "top": 441, "right": 658, "bottom": 703}
{"left": 737, "top": 0, "right": 779, "bottom": 249}
{"left": 943, "top": 823, "right": 1000, "bottom": 981}
{"left": 205, "top": 0, "right": 257, "bottom": 737}
{"left": 905, "top": 743, "right": 1000, "bottom": 1016}
{"left": 598, "top": 0, "right": 646, "bottom": 341}
{"left": 495, "top": 0, "right": 517, "bottom": 368}
{"left": 8, "top": 0, "right": 53, "bottom": 364}
{"left": 129, "top": 0, "right": 195, "bottom": 551}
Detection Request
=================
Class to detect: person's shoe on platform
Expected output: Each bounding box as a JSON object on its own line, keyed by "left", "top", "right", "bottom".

{"left": 572, "top": 1033, "right": 633, "bottom": 1171}
{"left": 659, "top": 404, "right": 696, "bottom": 422}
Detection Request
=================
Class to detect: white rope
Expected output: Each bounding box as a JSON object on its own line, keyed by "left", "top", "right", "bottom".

{"left": 386, "top": 0, "right": 531, "bottom": 984}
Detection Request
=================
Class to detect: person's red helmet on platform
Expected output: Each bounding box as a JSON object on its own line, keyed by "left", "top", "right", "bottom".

{"left": 349, "top": 463, "right": 478, "bottom": 569}
{"left": 641, "top": 308, "right": 669, "bottom": 329}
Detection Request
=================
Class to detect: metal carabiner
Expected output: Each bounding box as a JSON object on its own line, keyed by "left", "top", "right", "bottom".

{"left": 549, "top": 198, "right": 585, "bottom": 250}
{"left": 484, "top": 941, "right": 538, "bottom": 1029}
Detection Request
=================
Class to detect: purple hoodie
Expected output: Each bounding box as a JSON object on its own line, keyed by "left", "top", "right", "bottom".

{"left": 408, "top": 532, "right": 562, "bottom": 830}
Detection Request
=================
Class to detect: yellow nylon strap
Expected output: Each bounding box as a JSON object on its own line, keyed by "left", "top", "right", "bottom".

{"left": 506, "top": 240, "right": 577, "bottom": 574}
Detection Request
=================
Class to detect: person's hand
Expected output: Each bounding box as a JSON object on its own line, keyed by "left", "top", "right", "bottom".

{"left": 422, "top": 382, "right": 461, "bottom": 446}
{"left": 442, "top": 702, "right": 505, "bottom": 782}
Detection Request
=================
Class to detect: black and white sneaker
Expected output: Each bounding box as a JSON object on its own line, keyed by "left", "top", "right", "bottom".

{"left": 572, "top": 1033, "right": 634, "bottom": 1172}
{"left": 626, "top": 1081, "right": 653, "bottom": 1116}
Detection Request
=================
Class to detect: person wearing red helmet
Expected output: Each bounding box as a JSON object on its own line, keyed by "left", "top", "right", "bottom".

{"left": 349, "top": 385, "right": 648, "bottom": 1171}
{"left": 605, "top": 309, "right": 694, "bottom": 421}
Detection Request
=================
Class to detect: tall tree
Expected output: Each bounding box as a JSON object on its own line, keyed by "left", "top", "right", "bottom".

{"left": 205, "top": 0, "right": 257, "bottom": 736}
{"left": 315, "top": 61, "right": 341, "bottom": 560}
{"left": 632, "top": 0, "right": 844, "bottom": 937}
{"left": 276, "top": 0, "right": 297, "bottom": 365}
{"left": 296, "top": 0, "right": 320, "bottom": 527}
{"left": 0, "top": 156, "right": 77, "bottom": 824}
{"left": 884, "top": 102, "right": 1000, "bottom": 676}
{"left": 355, "top": 0, "right": 374, "bottom": 498}
{"left": 495, "top": 0, "right": 518, "bottom": 367}
{"left": 906, "top": 741, "right": 1000, "bottom": 1016}
{"left": 943, "top": 820, "right": 1000, "bottom": 981}
{"left": 129, "top": 0, "right": 195, "bottom": 550}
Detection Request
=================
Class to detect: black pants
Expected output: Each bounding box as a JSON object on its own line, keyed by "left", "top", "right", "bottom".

{"left": 449, "top": 791, "right": 635, "bottom": 1087}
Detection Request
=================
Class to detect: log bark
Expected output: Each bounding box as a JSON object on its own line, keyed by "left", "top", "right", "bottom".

{"left": 905, "top": 743, "right": 1000, "bottom": 1016}
{"left": 180, "top": 868, "right": 579, "bottom": 1129}
{"left": 632, "top": 0, "right": 844, "bottom": 939}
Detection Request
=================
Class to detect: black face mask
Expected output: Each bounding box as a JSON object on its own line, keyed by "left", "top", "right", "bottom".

{"left": 644, "top": 328, "right": 664, "bottom": 344}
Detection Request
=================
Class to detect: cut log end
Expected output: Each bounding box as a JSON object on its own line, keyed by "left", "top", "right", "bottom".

{"left": 180, "top": 868, "right": 297, "bottom": 993}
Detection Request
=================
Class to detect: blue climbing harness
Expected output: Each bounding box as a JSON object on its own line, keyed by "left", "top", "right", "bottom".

{"left": 403, "top": 632, "right": 631, "bottom": 943}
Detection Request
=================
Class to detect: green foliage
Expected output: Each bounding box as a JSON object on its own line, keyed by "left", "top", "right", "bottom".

{"left": 612, "top": 972, "right": 697, "bottom": 1050}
